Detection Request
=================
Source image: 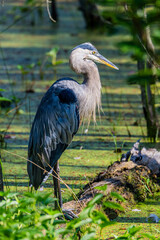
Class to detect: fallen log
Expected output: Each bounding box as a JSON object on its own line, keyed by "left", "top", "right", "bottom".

{"left": 121, "top": 139, "right": 160, "bottom": 176}
{"left": 63, "top": 140, "right": 160, "bottom": 219}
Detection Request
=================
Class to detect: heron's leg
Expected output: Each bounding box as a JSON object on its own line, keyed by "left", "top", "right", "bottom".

{"left": 53, "top": 163, "right": 58, "bottom": 208}
{"left": 53, "top": 161, "right": 62, "bottom": 209}
{"left": 53, "top": 161, "right": 77, "bottom": 220}
{"left": 57, "top": 161, "right": 63, "bottom": 208}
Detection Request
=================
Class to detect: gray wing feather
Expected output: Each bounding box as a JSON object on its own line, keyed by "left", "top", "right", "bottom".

{"left": 28, "top": 86, "right": 79, "bottom": 188}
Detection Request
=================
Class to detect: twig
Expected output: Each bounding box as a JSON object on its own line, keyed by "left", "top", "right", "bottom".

{"left": 46, "top": 0, "right": 56, "bottom": 23}
{"left": 136, "top": 34, "right": 160, "bottom": 69}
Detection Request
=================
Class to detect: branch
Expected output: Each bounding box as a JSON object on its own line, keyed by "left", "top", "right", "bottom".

{"left": 46, "top": 0, "right": 56, "bottom": 23}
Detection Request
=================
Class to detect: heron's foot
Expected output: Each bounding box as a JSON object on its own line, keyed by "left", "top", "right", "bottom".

{"left": 62, "top": 209, "right": 78, "bottom": 220}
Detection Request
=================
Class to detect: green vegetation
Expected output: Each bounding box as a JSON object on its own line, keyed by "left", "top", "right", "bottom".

{"left": 0, "top": 189, "right": 159, "bottom": 240}
{"left": 95, "top": 0, "right": 160, "bottom": 141}
{"left": 0, "top": 0, "right": 160, "bottom": 239}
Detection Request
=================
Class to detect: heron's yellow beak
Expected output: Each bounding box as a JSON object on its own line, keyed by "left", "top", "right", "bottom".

{"left": 97, "top": 53, "right": 119, "bottom": 70}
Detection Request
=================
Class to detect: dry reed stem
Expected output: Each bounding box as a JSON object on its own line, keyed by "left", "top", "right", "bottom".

{"left": 2, "top": 149, "right": 84, "bottom": 208}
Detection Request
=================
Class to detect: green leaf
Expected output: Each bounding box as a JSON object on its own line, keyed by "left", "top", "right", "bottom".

{"left": 4, "top": 192, "right": 19, "bottom": 198}
{"left": 127, "top": 225, "right": 142, "bottom": 237}
{"left": 103, "top": 201, "right": 124, "bottom": 211}
{"left": 88, "top": 193, "right": 103, "bottom": 206}
{"left": 17, "top": 64, "right": 24, "bottom": 70}
{"left": 46, "top": 47, "right": 59, "bottom": 57}
{"left": 74, "top": 218, "right": 92, "bottom": 228}
{"left": 80, "top": 232, "right": 96, "bottom": 240}
{"left": 79, "top": 205, "right": 94, "bottom": 219}
{"left": 54, "top": 60, "right": 65, "bottom": 65}
{"left": 0, "top": 97, "right": 11, "bottom": 102}
{"left": 141, "top": 233, "right": 155, "bottom": 240}
{"left": 17, "top": 109, "right": 25, "bottom": 114}
{"left": 0, "top": 89, "right": 5, "bottom": 92}
{"left": 92, "top": 210, "right": 115, "bottom": 228}
{"left": 95, "top": 184, "right": 107, "bottom": 191}
{"left": 17, "top": 65, "right": 28, "bottom": 74}
{"left": 54, "top": 228, "right": 71, "bottom": 237}
{"left": 46, "top": 47, "right": 59, "bottom": 65}
{"left": 43, "top": 208, "right": 59, "bottom": 215}
{"left": 27, "top": 63, "right": 35, "bottom": 69}
{"left": 110, "top": 192, "right": 125, "bottom": 202}
{"left": 53, "top": 219, "right": 66, "bottom": 225}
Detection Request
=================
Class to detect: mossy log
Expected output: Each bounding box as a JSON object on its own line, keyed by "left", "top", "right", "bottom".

{"left": 63, "top": 140, "right": 160, "bottom": 219}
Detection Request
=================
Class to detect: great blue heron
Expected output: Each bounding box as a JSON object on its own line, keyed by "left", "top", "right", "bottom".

{"left": 27, "top": 42, "right": 118, "bottom": 215}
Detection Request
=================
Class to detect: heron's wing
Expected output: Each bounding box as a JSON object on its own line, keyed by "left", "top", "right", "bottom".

{"left": 28, "top": 87, "right": 79, "bottom": 189}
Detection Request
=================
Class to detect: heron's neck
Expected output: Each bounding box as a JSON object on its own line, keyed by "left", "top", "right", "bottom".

{"left": 83, "top": 63, "right": 101, "bottom": 88}
{"left": 80, "top": 63, "right": 102, "bottom": 123}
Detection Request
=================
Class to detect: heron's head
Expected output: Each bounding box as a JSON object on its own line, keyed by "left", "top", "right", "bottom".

{"left": 70, "top": 42, "right": 119, "bottom": 72}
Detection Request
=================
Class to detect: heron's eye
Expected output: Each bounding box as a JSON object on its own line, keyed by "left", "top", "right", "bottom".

{"left": 92, "top": 51, "right": 96, "bottom": 55}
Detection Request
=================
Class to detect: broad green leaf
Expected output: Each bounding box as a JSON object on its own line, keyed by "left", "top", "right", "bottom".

{"left": 74, "top": 218, "right": 92, "bottom": 228}
{"left": 80, "top": 232, "right": 96, "bottom": 240}
{"left": 0, "top": 97, "right": 11, "bottom": 102}
{"left": 79, "top": 205, "right": 94, "bottom": 219}
{"left": 141, "top": 233, "right": 156, "bottom": 240}
{"left": 92, "top": 210, "right": 115, "bottom": 228}
{"left": 52, "top": 219, "right": 66, "bottom": 225}
{"left": 54, "top": 228, "right": 71, "bottom": 236}
{"left": 103, "top": 201, "right": 124, "bottom": 211}
{"left": 88, "top": 193, "right": 103, "bottom": 206}
{"left": 127, "top": 225, "right": 142, "bottom": 236}
{"left": 110, "top": 192, "right": 125, "bottom": 202}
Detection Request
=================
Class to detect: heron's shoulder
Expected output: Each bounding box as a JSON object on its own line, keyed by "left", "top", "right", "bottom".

{"left": 39, "top": 77, "right": 80, "bottom": 107}
{"left": 55, "top": 77, "right": 76, "bottom": 82}
{"left": 53, "top": 77, "right": 80, "bottom": 88}
{"left": 43, "top": 78, "right": 79, "bottom": 96}
{"left": 49, "top": 78, "right": 81, "bottom": 99}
